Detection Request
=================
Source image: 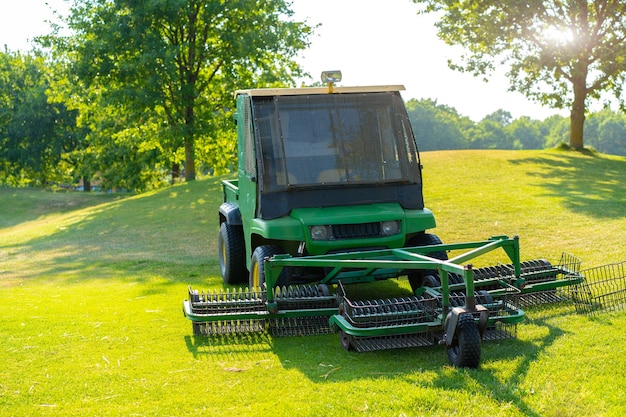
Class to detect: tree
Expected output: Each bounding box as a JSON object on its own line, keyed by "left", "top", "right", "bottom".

{"left": 506, "top": 116, "right": 544, "bottom": 149}
{"left": 585, "top": 109, "right": 626, "bottom": 156}
{"left": 469, "top": 110, "right": 513, "bottom": 149}
{"left": 544, "top": 115, "right": 571, "bottom": 148}
{"left": 405, "top": 98, "right": 470, "bottom": 150}
{"left": 413, "top": 0, "right": 626, "bottom": 150}
{"left": 0, "top": 49, "right": 77, "bottom": 186}
{"left": 469, "top": 120, "right": 503, "bottom": 150}
{"left": 57, "top": 0, "right": 313, "bottom": 182}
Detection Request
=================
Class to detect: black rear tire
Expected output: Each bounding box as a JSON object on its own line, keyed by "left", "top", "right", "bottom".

{"left": 218, "top": 222, "right": 247, "bottom": 285}
{"left": 446, "top": 313, "right": 481, "bottom": 368}
{"left": 406, "top": 233, "right": 448, "bottom": 292}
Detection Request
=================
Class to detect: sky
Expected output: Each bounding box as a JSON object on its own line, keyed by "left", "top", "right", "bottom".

{"left": 0, "top": 0, "right": 566, "bottom": 121}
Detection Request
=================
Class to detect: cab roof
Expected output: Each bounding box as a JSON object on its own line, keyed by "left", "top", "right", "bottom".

{"left": 235, "top": 85, "right": 405, "bottom": 97}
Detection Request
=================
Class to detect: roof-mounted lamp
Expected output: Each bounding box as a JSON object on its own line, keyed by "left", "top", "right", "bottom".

{"left": 321, "top": 70, "right": 342, "bottom": 93}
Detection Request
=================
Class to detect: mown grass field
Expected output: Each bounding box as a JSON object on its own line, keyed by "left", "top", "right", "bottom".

{"left": 1, "top": 149, "right": 625, "bottom": 416}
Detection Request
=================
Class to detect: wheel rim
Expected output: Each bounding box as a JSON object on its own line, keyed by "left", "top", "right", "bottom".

{"left": 339, "top": 330, "right": 352, "bottom": 350}
{"left": 220, "top": 240, "right": 227, "bottom": 274}
{"left": 252, "top": 261, "right": 260, "bottom": 289}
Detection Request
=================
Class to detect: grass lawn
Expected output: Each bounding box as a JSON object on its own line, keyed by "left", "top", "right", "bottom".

{"left": 1, "top": 149, "right": 625, "bottom": 416}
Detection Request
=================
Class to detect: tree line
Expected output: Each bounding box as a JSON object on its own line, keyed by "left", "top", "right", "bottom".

{"left": 3, "top": 47, "right": 625, "bottom": 190}
{"left": 2, "top": 0, "right": 311, "bottom": 190}
{"left": 412, "top": 0, "right": 626, "bottom": 151}
{"left": 2, "top": 0, "right": 626, "bottom": 191}
{"left": 407, "top": 99, "right": 626, "bottom": 155}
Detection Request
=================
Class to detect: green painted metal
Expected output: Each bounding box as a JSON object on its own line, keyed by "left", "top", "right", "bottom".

{"left": 263, "top": 236, "right": 522, "bottom": 302}
{"left": 229, "top": 89, "right": 437, "bottom": 272}
{"left": 185, "top": 235, "right": 583, "bottom": 330}
{"left": 185, "top": 84, "right": 594, "bottom": 365}
{"left": 184, "top": 234, "right": 585, "bottom": 352}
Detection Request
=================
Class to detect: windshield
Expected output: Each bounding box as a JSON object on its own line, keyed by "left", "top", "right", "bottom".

{"left": 251, "top": 91, "right": 421, "bottom": 193}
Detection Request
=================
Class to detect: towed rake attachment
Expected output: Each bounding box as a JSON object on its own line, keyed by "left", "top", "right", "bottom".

{"left": 184, "top": 236, "right": 586, "bottom": 367}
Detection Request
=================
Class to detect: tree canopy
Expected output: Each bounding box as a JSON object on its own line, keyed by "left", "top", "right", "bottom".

{"left": 3, "top": 2, "right": 626, "bottom": 190}
{"left": 0, "top": 49, "right": 77, "bottom": 186}
{"left": 412, "top": 0, "right": 626, "bottom": 150}
{"left": 404, "top": 98, "right": 626, "bottom": 155}
{"left": 52, "top": 0, "right": 314, "bottom": 184}
{"left": 3, "top": 49, "right": 626, "bottom": 189}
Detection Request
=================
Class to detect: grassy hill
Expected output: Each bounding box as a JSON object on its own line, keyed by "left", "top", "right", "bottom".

{"left": 1, "top": 149, "right": 625, "bottom": 416}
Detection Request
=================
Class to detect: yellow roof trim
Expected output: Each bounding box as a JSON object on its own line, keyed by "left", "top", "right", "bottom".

{"left": 235, "top": 85, "right": 405, "bottom": 97}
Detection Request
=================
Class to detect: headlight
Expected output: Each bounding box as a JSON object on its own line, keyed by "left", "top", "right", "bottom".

{"left": 310, "top": 225, "right": 332, "bottom": 240}
{"left": 381, "top": 220, "right": 400, "bottom": 236}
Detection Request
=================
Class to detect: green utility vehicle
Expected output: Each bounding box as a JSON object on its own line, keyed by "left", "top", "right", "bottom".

{"left": 219, "top": 73, "right": 440, "bottom": 292}
{"left": 185, "top": 72, "right": 588, "bottom": 368}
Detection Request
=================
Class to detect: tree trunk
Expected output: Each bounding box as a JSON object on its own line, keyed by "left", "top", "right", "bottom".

{"left": 569, "top": 92, "right": 586, "bottom": 150}
{"left": 569, "top": 62, "right": 588, "bottom": 150}
{"left": 83, "top": 176, "right": 92, "bottom": 192}
{"left": 171, "top": 163, "right": 180, "bottom": 184}
{"left": 184, "top": 137, "right": 196, "bottom": 181}
{"left": 183, "top": 96, "right": 196, "bottom": 181}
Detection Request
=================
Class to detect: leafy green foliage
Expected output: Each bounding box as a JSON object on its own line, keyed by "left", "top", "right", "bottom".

{"left": 406, "top": 98, "right": 472, "bottom": 150}
{"left": 51, "top": 0, "right": 313, "bottom": 185}
{"left": 406, "top": 98, "right": 626, "bottom": 155}
{"left": 585, "top": 109, "right": 626, "bottom": 155}
{"left": 0, "top": 50, "right": 78, "bottom": 186}
{"left": 507, "top": 117, "right": 544, "bottom": 150}
{"left": 412, "top": 0, "right": 626, "bottom": 150}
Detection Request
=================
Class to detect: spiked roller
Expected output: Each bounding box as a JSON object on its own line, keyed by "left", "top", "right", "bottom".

{"left": 184, "top": 284, "right": 339, "bottom": 336}
{"left": 185, "top": 286, "right": 267, "bottom": 335}
{"left": 184, "top": 235, "right": 601, "bottom": 368}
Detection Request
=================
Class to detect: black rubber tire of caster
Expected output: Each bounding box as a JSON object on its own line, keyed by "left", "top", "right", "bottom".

{"left": 446, "top": 313, "right": 481, "bottom": 368}
{"left": 339, "top": 330, "right": 354, "bottom": 351}
{"left": 192, "top": 322, "right": 205, "bottom": 336}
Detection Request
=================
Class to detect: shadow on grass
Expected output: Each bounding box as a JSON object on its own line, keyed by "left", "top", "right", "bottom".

{"left": 510, "top": 152, "right": 626, "bottom": 219}
{"left": 184, "top": 332, "right": 275, "bottom": 362}
{"left": 2, "top": 177, "right": 226, "bottom": 284}
{"left": 5, "top": 162, "right": 591, "bottom": 412}
{"left": 0, "top": 187, "right": 126, "bottom": 229}
{"left": 445, "top": 317, "right": 566, "bottom": 417}
{"left": 183, "top": 302, "right": 571, "bottom": 416}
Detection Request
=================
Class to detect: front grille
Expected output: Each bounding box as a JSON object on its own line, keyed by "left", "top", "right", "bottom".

{"left": 332, "top": 222, "right": 381, "bottom": 239}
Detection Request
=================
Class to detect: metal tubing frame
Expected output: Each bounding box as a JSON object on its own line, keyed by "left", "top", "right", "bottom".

{"left": 326, "top": 299, "right": 525, "bottom": 339}
{"left": 259, "top": 236, "right": 524, "bottom": 338}
{"left": 264, "top": 235, "right": 521, "bottom": 305}
{"left": 184, "top": 236, "right": 526, "bottom": 328}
